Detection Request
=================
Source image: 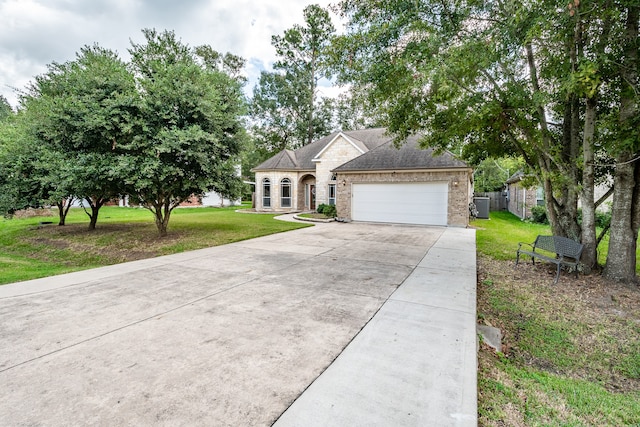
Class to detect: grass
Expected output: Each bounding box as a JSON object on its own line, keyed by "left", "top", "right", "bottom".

{"left": 475, "top": 211, "right": 640, "bottom": 273}
{"left": 0, "top": 203, "right": 310, "bottom": 285}
{"left": 473, "top": 211, "right": 640, "bottom": 426}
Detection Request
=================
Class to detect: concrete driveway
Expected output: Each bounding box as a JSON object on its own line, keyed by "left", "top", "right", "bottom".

{"left": 0, "top": 221, "right": 476, "bottom": 426}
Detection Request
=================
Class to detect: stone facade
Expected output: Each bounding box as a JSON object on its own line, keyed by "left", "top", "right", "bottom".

{"left": 313, "top": 136, "right": 365, "bottom": 206}
{"left": 255, "top": 170, "right": 306, "bottom": 212}
{"left": 336, "top": 169, "right": 472, "bottom": 227}
{"left": 254, "top": 135, "right": 366, "bottom": 212}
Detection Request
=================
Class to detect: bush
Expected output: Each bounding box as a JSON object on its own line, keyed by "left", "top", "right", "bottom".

{"left": 316, "top": 203, "right": 337, "bottom": 218}
{"left": 530, "top": 205, "right": 548, "bottom": 224}
{"left": 576, "top": 208, "right": 612, "bottom": 229}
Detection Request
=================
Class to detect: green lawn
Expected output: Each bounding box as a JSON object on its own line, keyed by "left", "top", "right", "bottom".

{"left": 0, "top": 204, "right": 310, "bottom": 285}
{"left": 473, "top": 211, "right": 640, "bottom": 426}
{"left": 474, "top": 210, "right": 640, "bottom": 273}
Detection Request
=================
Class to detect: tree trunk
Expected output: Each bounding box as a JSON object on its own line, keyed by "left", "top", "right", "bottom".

{"left": 82, "top": 197, "right": 104, "bottom": 231}
{"left": 88, "top": 203, "right": 100, "bottom": 231}
{"left": 56, "top": 198, "right": 73, "bottom": 226}
{"left": 152, "top": 200, "right": 173, "bottom": 237}
{"left": 528, "top": 41, "right": 581, "bottom": 242}
{"left": 604, "top": 5, "right": 639, "bottom": 283}
{"left": 604, "top": 160, "right": 638, "bottom": 282}
{"left": 581, "top": 98, "right": 597, "bottom": 272}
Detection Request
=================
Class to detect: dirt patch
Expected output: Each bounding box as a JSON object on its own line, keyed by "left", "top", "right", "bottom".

{"left": 478, "top": 255, "right": 640, "bottom": 390}
{"left": 23, "top": 223, "right": 184, "bottom": 263}
{"left": 478, "top": 256, "right": 640, "bottom": 426}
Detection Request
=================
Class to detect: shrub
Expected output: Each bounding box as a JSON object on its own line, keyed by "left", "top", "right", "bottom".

{"left": 316, "top": 203, "right": 336, "bottom": 218}
{"left": 530, "top": 205, "right": 548, "bottom": 224}
{"left": 596, "top": 210, "right": 611, "bottom": 229}
{"left": 576, "top": 208, "right": 612, "bottom": 229}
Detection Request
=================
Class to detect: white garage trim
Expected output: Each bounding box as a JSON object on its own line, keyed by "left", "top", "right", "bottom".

{"left": 352, "top": 182, "right": 448, "bottom": 226}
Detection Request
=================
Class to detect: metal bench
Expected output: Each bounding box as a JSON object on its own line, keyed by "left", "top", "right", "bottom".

{"left": 515, "top": 235, "right": 584, "bottom": 284}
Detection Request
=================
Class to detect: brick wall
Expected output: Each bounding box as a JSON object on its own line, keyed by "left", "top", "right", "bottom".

{"left": 336, "top": 170, "right": 472, "bottom": 227}
{"left": 507, "top": 182, "right": 537, "bottom": 220}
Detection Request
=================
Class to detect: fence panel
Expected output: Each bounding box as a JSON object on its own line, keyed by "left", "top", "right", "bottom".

{"left": 474, "top": 191, "right": 506, "bottom": 211}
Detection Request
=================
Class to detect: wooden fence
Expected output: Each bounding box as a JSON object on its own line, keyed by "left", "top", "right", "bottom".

{"left": 474, "top": 191, "right": 507, "bottom": 211}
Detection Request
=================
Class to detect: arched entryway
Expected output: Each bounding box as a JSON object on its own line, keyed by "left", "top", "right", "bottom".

{"left": 298, "top": 174, "right": 316, "bottom": 211}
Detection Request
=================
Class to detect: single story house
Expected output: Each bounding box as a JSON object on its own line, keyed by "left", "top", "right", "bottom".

{"left": 251, "top": 128, "right": 473, "bottom": 227}
{"left": 506, "top": 171, "right": 613, "bottom": 220}
{"left": 505, "top": 171, "right": 543, "bottom": 220}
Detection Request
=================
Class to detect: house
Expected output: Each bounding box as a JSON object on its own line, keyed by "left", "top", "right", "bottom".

{"left": 505, "top": 171, "right": 543, "bottom": 220}
{"left": 506, "top": 171, "right": 613, "bottom": 220}
{"left": 251, "top": 128, "right": 473, "bottom": 227}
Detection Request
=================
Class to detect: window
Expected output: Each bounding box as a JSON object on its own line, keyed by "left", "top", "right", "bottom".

{"left": 281, "top": 178, "right": 291, "bottom": 207}
{"left": 536, "top": 186, "right": 544, "bottom": 206}
{"left": 328, "top": 183, "right": 336, "bottom": 206}
{"left": 262, "top": 178, "right": 271, "bottom": 208}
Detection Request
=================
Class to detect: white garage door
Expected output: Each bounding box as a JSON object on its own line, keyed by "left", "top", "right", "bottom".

{"left": 352, "top": 182, "right": 448, "bottom": 225}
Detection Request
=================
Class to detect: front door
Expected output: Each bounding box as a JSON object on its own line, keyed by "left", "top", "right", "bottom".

{"left": 310, "top": 185, "right": 316, "bottom": 210}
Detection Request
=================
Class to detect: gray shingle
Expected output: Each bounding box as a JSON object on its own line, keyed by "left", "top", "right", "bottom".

{"left": 333, "top": 135, "right": 468, "bottom": 171}
{"left": 251, "top": 128, "right": 466, "bottom": 172}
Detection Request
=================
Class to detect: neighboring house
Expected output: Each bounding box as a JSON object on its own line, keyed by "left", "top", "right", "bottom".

{"left": 505, "top": 171, "right": 543, "bottom": 220}
{"left": 251, "top": 128, "right": 473, "bottom": 227}
{"left": 506, "top": 171, "right": 613, "bottom": 220}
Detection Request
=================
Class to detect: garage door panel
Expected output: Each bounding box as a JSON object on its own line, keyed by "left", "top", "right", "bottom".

{"left": 352, "top": 182, "right": 448, "bottom": 226}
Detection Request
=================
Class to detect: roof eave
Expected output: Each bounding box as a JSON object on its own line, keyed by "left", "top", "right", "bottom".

{"left": 333, "top": 166, "right": 473, "bottom": 173}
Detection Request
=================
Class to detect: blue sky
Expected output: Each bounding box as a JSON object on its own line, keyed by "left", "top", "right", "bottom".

{"left": 0, "top": 0, "right": 338, "bottom": 107}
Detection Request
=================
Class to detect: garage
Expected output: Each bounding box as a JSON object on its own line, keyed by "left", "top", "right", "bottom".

{"left": 352, "top": 182, "right": 448, "bottom": 226}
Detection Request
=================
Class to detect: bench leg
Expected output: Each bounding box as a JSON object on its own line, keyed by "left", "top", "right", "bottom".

{"left": 554, "top": 263, "right": 561, "bottom": 285}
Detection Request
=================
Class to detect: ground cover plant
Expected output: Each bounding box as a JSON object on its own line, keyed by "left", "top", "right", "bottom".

{"left": 0, "top": 204, "right": 309, "bottom": 285}
{"left": 473, "top": 212, "right": 640, "bottom": 426}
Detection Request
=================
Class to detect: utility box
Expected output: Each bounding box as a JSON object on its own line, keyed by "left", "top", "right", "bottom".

{"left": 474, "top": 196, "right": 490, "bottom": 219}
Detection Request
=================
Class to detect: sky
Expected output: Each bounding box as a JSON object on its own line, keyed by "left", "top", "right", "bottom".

{"left": 0, "top": 0, "right": 339, "bottom": 108}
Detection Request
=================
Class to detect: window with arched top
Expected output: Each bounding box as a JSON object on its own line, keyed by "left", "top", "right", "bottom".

{"left": 280, "top": 178, "right": 292, "bottom": 208}
{"left": 262, "top": 178, "right": 271, "bottom": 208}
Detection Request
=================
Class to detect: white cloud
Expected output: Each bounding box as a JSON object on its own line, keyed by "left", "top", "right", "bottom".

{"left": 0, "top": 0, "right": 335, "bottom": 107}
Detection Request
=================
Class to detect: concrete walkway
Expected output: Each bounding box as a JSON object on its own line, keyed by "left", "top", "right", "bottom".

{"left": 274, "top": 227, "right": 477, "bottom": 426}
{"left": 0, "top": 221, "right": 476, "bottom": 426}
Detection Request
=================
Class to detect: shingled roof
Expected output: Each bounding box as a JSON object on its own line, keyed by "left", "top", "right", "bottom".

{"left": 252, "top": 128, "right": 468, "bottom": 172}
{"left": 333, "top": 135, "right": 468, "bottom": 172}
{"left": 251, "top": 128, "right": 392, "bottom": 171}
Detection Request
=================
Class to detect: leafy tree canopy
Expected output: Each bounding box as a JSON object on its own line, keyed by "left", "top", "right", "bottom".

{"left": 250, "top": 4, "right": 336, "bottom": 154}
{"left": 127, "top": 29, "right": 246, "bottom": 235}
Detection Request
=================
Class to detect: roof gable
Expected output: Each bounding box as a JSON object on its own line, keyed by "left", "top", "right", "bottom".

{"left": 252, "top": 149, "right": 299, "bottom": 170}
{"left": 311, "top": 132, "right": 366, "bottom": 162}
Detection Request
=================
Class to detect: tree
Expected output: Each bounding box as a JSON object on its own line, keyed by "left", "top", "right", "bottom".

{"left": 211, "top": 160, "right": 244, "bottom": 207}
{"left": 0, "top": 109, "right": 76, "bottom": 224}
{"left": 333, "top": 90, "right": 385, "bottom": 131}
{"left": 22, "top": 45, "right": 139, "bottom": 230}
{"left": 474, "top": 158, "right": 524, "bottom": 193}
{"left": 0, "top": 96, "right": 12, "bottom": 122}
{"left": 127, "top": 29, "right": 245, "bottom": 236}
{"left": 334, "top": 0, "right": 639, "bottom": 281}
{"left": 251, "top": 4, "right": 336, "bottom": 152}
